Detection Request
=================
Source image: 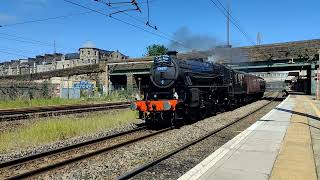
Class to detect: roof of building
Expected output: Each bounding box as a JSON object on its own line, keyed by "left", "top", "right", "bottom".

{"left": 99, "top": 49, "right": 114, "bottom": 55}
{"left": 79, "top": 47, "right": 129, "bottom": 58}
{"left": 65, "top": 53, "right": 80, "bottom": 60}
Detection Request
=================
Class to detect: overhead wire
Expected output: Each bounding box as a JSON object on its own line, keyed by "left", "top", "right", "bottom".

{"left": 0, "top": 0, "right": 155, "bottom": 28}
{"left": 95, "top": 0, "right": 184, "bottom": 46}
{"left": 0, "top": 32, "right": 53, "bottom": 47}
{"left": 96, "top": 0, "right": 153, "bottom": 28}
{"left": 208, "top": 0, "right": 255, "bottom": 45}
{"left": 0, "top": 46, "right": 48, "bottom": 56}
{"left": 0, "top": 11, "right": 95, "bottom": 28}
{"left": 214, "top": 0, "right": 255, "bottom": 44}
{"left": 145, "top": 0, "right": 157, "bottom": 30}
{"left": 64, "top": 0, "right": 187, "bottom": 48}
{"left": 208, "top": 0, "right": 270, "bottom": 60}
{"left": 0, "top": 50, "right": 29, "bottom": 59}
{"left": 0, "top": 31, "right": 79, "bottom": 54}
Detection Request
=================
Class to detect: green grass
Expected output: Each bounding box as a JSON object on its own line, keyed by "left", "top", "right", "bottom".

{"left": 0, "top": 109, "right": 138, "bottom": 153}
{"left": 0, "top": 98, "right": 85, "bottom": 109}
{"left": 0, "top": 91, "right": 132, "bottom": 109}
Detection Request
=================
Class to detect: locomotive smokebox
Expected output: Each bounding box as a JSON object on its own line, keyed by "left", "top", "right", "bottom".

{"left": 166, "top": 51, "right": 178, "bottom": 58}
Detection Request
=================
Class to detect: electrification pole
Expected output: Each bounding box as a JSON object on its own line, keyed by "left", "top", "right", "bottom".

{"left": 226, "top": 0, "right": 230, "bottom": 47}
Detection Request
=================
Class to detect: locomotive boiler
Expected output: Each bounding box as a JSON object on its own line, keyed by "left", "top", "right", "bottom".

{"left": 131, "top": 51, "right": 266, "bottom": 126}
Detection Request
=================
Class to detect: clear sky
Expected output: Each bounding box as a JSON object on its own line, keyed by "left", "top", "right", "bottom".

{"left": 0, "top": 0, "right": 319, "bottom": 62}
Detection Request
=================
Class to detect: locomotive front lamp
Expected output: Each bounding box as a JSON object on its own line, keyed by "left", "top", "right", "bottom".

{"left": 173, "top": 92, "right": 179, "bottom": 99}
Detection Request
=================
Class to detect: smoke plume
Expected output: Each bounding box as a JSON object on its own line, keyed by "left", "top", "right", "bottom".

{"left": 168, "top": 27, "right": 219, "bottom": 52}
{"left": 168, "top": 27, "right": 249, "bottom": 63}
{"left": 207, "top": 48, "right": 249, "bottom": 63}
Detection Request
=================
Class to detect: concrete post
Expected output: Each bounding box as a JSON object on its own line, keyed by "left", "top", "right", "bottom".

{"left": 126, "top": 74, "right": 134, "bottom": 93}
{"left": 105, "top": 65, "right": 110, "bottom": 95}
{"left": 306, "top": 65, "right": 312, "bottom": 95}
{"left": 310, "top": 63, "right": 319, "bottom": 96}
{"left": 98, "top": 64, "right": 110, "bottom": 95}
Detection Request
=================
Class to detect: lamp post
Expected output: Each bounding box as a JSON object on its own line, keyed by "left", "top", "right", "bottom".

{"left": 138, "top": 77, "right": 141, "bottom": 96}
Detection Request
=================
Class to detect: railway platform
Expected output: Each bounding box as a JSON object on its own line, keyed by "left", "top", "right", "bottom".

{"left": 178, "top": 94, "right": 320, "bottom": 180}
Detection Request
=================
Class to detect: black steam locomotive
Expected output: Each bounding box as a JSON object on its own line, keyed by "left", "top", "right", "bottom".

{"left": 131, "top": 51, "right": 266, "bottom": 126}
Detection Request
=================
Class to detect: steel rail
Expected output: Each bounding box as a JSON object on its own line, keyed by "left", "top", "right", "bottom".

{"left": 0, "top": 126, "right": 146, "bottom": 169}
{"left": 3, "top": 127, "right": 171, "bottom": 180}
{"left": 0, "top": 101, "right": 129, "bottom": 114}
{"left": 0, "top": 101, "right": 130, "bottom": 121}
{"left": 117, "top": 92, "right": 282, "bottom": 180}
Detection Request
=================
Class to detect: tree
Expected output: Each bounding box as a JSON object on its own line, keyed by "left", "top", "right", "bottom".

{"left": 145, "top": 44, "right": 168, "bottom": 56}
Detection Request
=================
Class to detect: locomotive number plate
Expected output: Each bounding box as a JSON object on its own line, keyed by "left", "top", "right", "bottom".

{"left": 157, "top": 67, "right": 168, "bottom": 72}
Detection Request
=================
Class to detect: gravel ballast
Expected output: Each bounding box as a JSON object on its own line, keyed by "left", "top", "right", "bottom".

{"left": 0, "top": 123, "right": 140, "bottom": 164}
{"left": 29, "top": 99, "right": 280, "bottom": 179}
{"left": 134, "top": 101, "right": 280, "bottom": 179}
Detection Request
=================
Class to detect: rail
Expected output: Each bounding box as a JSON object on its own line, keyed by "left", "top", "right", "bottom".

{"left": 0, "top": 126, "right": 173, "bottom": 180}
{"left": 0, "top": 101, "right": 130, "bottom": 121}
{"left": 117, "top": 92, "right": 282, "bottom": 179}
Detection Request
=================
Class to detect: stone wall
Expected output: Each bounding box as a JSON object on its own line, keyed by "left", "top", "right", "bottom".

{"left": 0, "top": 81, "right": 58, "bottom": 100}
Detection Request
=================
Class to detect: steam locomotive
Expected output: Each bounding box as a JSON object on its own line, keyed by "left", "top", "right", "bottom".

{"left": 131, "top": 51, "right": 266, "bottom": 126}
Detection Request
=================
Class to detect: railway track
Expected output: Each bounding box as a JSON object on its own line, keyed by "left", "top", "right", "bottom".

{"left": 0, "top": 101, "right": 130, "bottom": 121}
{"left": 0, "top": 125, "right": 173, "bottom": 180}
{"left": 117, "top": 92, "right": 282, "bottom": 179}
{"left": 0, "top": 91, "right": 281, "bottom": 179}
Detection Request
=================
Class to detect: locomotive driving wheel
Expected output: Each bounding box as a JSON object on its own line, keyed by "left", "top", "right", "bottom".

{"left": 186, "top": 108, "right": 198, "bottom": 122}
{"left": 208, "top": 103, "right": 216, "bottom": 116}
{"left": 198, "top": 106, "right": 207, "bottom": 119}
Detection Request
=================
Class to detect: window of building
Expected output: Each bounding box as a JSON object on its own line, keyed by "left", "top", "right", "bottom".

{"left": 95, "top": 51, "right": 97, "bottom": 55}
{"left": 88, "top": 51, "right": 90, "bottom": 55}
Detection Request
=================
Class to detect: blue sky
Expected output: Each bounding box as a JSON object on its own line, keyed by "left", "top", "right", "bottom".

{"left": 0, "top": 0, "right": 319, "bottom": 62}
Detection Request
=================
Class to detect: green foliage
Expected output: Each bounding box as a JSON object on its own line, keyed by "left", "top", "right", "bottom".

{"left": 0, "top": 109, "right": 139, "bottom": 153}
{"left": 145, "top": 44, "right": 168, "bottom": 56}
{"left": 0, "top": 90, "right": 132, "bottom": 109}
{"left": 102, "top": 90, "right": 132, "bottom": 102}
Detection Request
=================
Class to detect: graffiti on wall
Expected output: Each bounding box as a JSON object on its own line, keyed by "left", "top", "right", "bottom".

{"left": 73, "top": 80, "right": 94, "bottom": 89}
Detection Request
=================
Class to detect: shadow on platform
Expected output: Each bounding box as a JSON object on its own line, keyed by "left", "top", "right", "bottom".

{"left": 276, "top": 108, "right": 320, "bottom": 121}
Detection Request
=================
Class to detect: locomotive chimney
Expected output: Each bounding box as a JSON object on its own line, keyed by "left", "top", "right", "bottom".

{"left": 166, "top": 51, "right": 178, "bottom": 58}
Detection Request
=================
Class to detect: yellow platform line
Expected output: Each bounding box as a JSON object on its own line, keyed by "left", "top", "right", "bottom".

{"left": 308, "top": 97, "right": 320, "bottom": 117}
{"left": 270, "top": 96, "right": 317, "bottom": 180}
